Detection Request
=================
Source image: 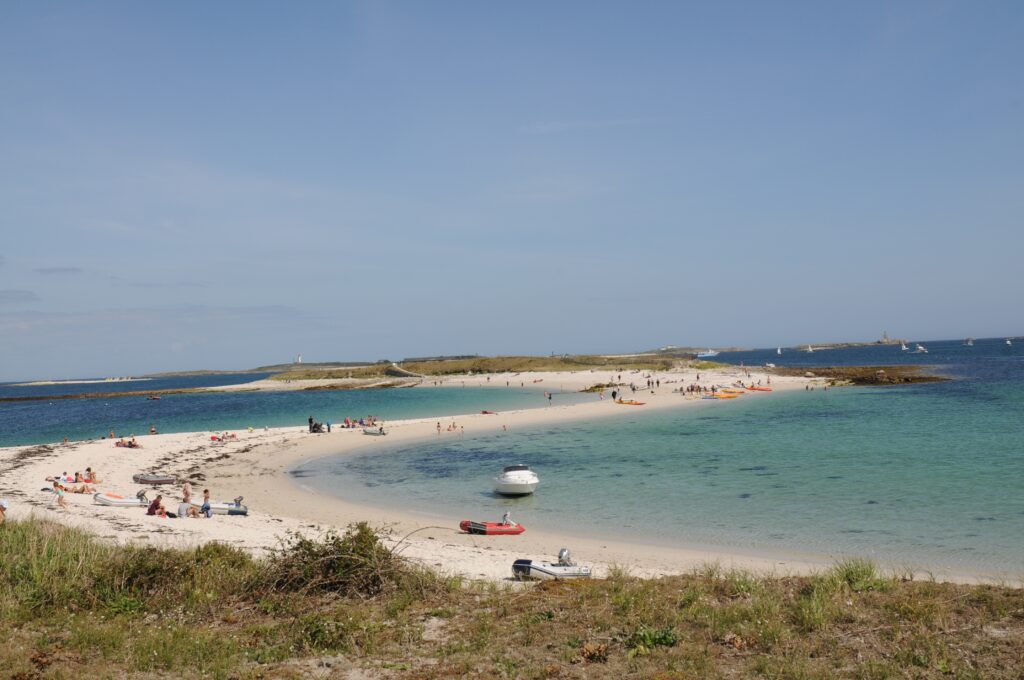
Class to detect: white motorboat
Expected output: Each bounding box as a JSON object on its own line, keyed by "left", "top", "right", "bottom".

{"left": 493, "top": 464, "right": 539, "bottom": 496}
{"left": 901, "top": 342, "right": 909, "bottom": 351}
{"left": 94, "top": 490, "right": 149, "bottom": 507}
{"left": 513, "top": 549, "right": 592, "bottom": 580}
{"left": 696, "top": 349, "right": 719, "bottom": 358}
{"left": 1007, "top": 339, "right": 1013, "bottom": 346}
{"left": 362, "top": 427, "right": 387, "bottom": 436}
{"left": 190, "top": 496, "right": 249, "bottom": 516}
{"left": 964, "top": 338, "right": 974, "bottom": 347}
{"left": 915, "top": 344, "right": 928, "bottom": 353}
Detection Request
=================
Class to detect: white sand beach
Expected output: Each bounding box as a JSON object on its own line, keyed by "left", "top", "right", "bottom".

{"left": 1, "top": 366, "right": 997, "bottom": 585}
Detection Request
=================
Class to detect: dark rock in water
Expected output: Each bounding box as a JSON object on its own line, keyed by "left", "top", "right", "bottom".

{"left": 773, "top": 365, "right": 947, "bottom": 386}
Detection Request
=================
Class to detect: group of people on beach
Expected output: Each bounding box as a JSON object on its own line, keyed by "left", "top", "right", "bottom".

{"left": 308, "top": 414, "right": 383, "bottom": 433}
{"left": 437, "top": 420, "right": 464, "bottom": 434}
{"left": 47, "top": 468, "right": 102, "bottom": 506}
{"left": 146, "top": 482, "right": 213, "bottom": 519}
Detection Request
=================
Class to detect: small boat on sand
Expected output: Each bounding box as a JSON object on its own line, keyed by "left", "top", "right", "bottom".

{"left": 362, "top": 427, "right": 387, "bottom": 436}
{"left": 513, "top": 549, "right": 591, "bottom": 580}
{"left": 747, "top": 386, "right": 773, "bottom": 392}
{"left": 94, "top": 490, "right": 149, "bottom": 507}
{"left": 493, "top": 465, "right": 539, "bottom": 496}
{"left": 132, "top": 473, "right": 177, "bottom": 485}
{"left": 615, "top": 399, "right": 645, "bottom": 406}
{"left": 190, "top": 496, "right": 248, "bottom": 516}
{"left": 460, "top": 513, "right": 525, "bottom": 535}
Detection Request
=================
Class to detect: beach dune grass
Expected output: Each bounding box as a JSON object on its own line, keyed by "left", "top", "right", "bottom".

{"left": 272, "top": 354, "right": 680, "bottom": 381}
{"left": 2, "top": 517, "right": 1023, "bottom": 678}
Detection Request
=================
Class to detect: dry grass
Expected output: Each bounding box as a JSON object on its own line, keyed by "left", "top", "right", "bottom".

{"left": 3, "top": 519, "right": 1022, "bottom": 679}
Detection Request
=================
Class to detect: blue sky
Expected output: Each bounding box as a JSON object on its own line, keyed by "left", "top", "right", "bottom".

{"left": 1, "top": 1, "right": 1022, "bottom": 379}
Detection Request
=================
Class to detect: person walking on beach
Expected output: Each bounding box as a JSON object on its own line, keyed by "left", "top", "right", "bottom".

{"left": 52, "top": 481, "right": 67, "bottom": 510}
{"left": 437, "top": 422, "right": 442, "bottom": 435}
{"left": 308, "top": 416, "right": 314, "bottom": 433}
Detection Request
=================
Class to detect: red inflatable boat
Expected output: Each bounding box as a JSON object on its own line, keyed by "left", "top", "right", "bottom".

{"left": 460, "top": 520, "right": 526, "bottom": 535}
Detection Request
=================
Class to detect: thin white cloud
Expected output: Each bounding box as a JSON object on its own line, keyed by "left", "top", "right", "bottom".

{"left": 34, "top": 266, "right": 83, "bottom": 275}
{"left": 0, "top": 289, "right": 39, "bottom": 305}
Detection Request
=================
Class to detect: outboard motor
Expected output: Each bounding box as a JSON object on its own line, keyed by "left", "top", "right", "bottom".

{"left": 502, "top": 511, "right": 513, "bottom": 525}
{"left": 233, "top": 496, "right": 244, "bottom": 507}
{"left": 136, "top": 489, "right": 149, "bottom": 502}
{"left": 558, "top": 548, "right": 573, "bottom": 566}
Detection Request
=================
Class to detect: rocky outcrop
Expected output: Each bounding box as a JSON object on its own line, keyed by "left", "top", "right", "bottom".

{"left": 772, "top": 365, "right": 948, "bottom": 385}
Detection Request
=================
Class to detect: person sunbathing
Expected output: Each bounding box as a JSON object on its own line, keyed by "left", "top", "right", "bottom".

{"left": 84, "top": 467, "right": 100, "bottom": 483}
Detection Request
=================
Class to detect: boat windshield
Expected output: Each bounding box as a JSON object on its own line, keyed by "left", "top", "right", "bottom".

{"left": 502, "top": 465, "right": 530, "bottom": 472}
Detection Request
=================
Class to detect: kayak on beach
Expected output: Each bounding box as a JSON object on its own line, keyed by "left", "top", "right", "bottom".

{"left": 615, "top": 399, "right": 645, "bottom": 406}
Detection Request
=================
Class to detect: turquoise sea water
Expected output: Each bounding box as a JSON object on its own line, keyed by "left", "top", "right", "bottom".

{"left": 296, "top": 339, "right": 1024, "bottom": 574}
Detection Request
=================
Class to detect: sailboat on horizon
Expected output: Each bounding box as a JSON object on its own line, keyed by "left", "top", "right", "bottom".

{"left": 964, "top": 338, "right": 975, "bottom": 346}
{"left": 900, "top": 341, "right": 908, "bottom": 351}
{"left": 805, "top": 344, "right": 814, "bottom": 353}
{"left": 777, "top": 347, "right": 782, "bottom": 355}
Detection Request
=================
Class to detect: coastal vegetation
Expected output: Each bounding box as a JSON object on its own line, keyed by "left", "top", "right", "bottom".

{"left": 3, "top": 517, "right": 1022, "bottom": 678}
{"left": 271, "top": 355, "right": 681, "bottom": 382}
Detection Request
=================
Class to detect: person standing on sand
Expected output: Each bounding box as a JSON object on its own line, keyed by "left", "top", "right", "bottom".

{"left": 52, "top": 481, "right": 67, "bottom": 509}
{"left": 437, "top": 422, "right": 441, "bottom": 435}
{"left": 308, "top": 416, "right": 314, "bottom": 433}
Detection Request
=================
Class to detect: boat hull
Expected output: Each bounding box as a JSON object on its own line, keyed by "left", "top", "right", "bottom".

{"left": 460, "top": 520, "right": 525, "bottom": 535}
{"left": 132, "top": 473, "right": 176, "bottom": 485}
{"left": 512, "top": 559, "right": 592, "bottom": 580}
{"left": 190, "top": 500, "right": 249, "bottom": 516}
{"left": 94, "top": 492, "right": 146, "bottom": 507}
{"left": 493, "top": 481, "right": 538, "bottom": 496}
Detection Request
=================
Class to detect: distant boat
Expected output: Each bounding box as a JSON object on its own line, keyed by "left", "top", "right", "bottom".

{"left": 1007, "top": 339, "right": 1013, "bottom": 346}
{"left": 900, "top": 342, "right": 908, "bottom": 351}
{"left": 696, "top": 349, "right": 719, "bottom": 358}
{"left": 776, "top": 347, "right": 782, "bottom": 355}
{"left": 964, "top": 338, "right": 974, "bottom": 347}
{"left": 805, "top": 345, "right": 814, "bottom": 353}
{"left": 915, "top": 344, "right": 928, "bottom": 353}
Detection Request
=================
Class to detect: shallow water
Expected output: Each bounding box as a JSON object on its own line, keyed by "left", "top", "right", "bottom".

{"left": 0, "top": 381, "right": 583, "bottom": 447}
{"left": 297, "top": 338, "right": 1024, "bottom": 574}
